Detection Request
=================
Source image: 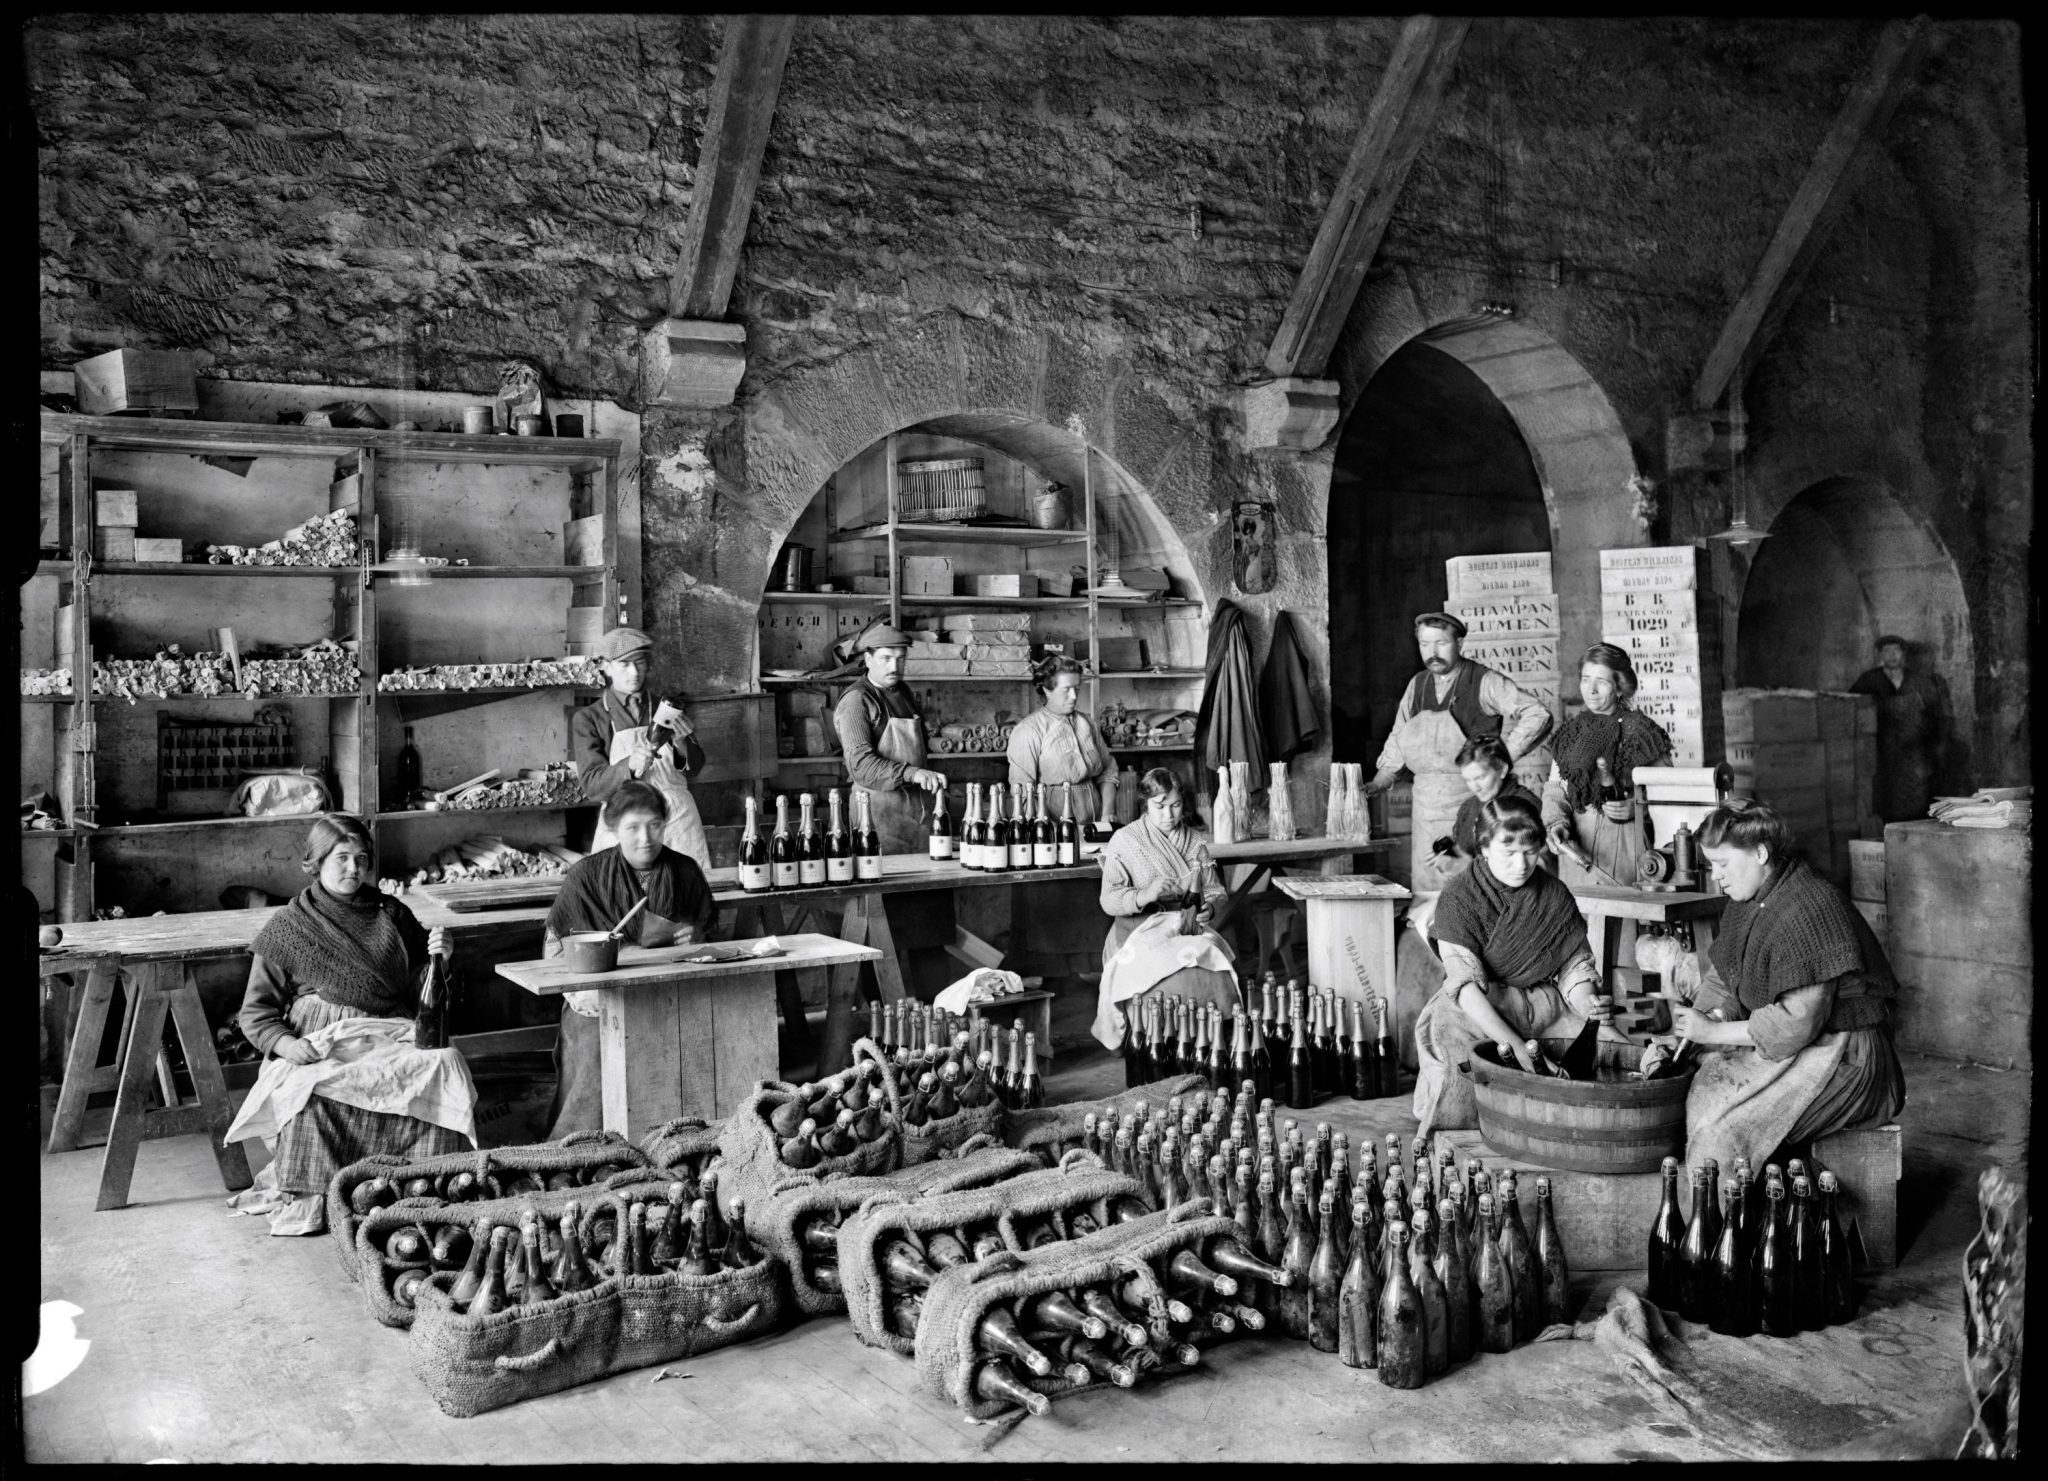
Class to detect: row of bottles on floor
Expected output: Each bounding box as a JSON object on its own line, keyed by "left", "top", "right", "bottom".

{"left": 771, "top": 1060, "right": 897, "bottom": 1167}
{"left": 1647, "top": 1155, "right": 1857, "bottom": 1336}
{"left": 868, "top": 1004, "right": 1046, "bottom": 1123}
{"left": 1126, "top": 975, "right": 1400, "bottom": 1105}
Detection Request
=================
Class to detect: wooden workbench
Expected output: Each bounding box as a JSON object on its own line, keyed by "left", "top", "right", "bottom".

{"left": 495, "top": 932, "right": 882, "bottom": 1138}
{"left": 1272, "top": 873, "right": 1412, "bottom": 1032}
{"left": 1566, "top": 883, "right": 1727, "bottom": 1035}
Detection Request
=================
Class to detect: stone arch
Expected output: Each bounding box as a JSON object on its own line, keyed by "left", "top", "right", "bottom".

{"left": 1733, "top": 475, "right": 1974, "bottom": 780}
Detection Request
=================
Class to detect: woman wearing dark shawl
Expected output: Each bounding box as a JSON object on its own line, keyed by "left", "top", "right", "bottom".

{"left": 1413, "top": 797, "right": 1614, "bottom": 1133}
{"left": 1089, "top": 768, "right": 1240, "bottom": 1053}
{"left": 1636, "top": 802, "right": 1905, "bottom": 1172}
{"left": 1540, "top": 643, "right": 1674, "bottom": 885}
{"left": 226, "top": 813, "right": 475, "bottom": 1235}
{"left": 543, "top": 780, "right": 720, "bottom": 1138}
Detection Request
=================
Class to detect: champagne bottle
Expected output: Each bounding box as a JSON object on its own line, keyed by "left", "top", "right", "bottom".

{"left": 1790, "top": 1174, "right": 1825, "bottom": 1332}
{"left": 1027, "top": 1289, "right": 1108, "bottom": 1340}
{"left": 1558, "top": 1014, "right": 1601, "bottom": 1082}
{"left": 1335, "top": 998, "right": 1358, "bottom": 1101}
{"left": 1287, "top": 1007, "right": 1313, "bottom": 1110}
{"left": 1231, "top": 1004, "right": 1254, "bottom": 1091}
{"left": 880, "top": 1238, "right": 940, "bottom": 1293}
{"left": 466, "top": 1226, "right": 511, "bottom": 1318}
{"left": 1338, "top": 1202, "right": 1382, "bottom": 1368}
{"left": 1525, "top": 1037, "right": 1572, "bottom": 1080}
{"left": 450, "top": 1217, "right": 494, "bottom": 1305}
{"left": 1057, "top": 781, "right": 1080, "bottom": 865}
{"left": 1818, "top": 1171, "right": 1855, "bottom": 1326}
{"left": 1734, "top": 1157, "right": 1757, "bottom": 1259}
{"left": 1377, "top": 1222, "right": 1427, "bottom": 1389}
{"left": 1434, "top": 1197, "right": 1476, "bottom": 1363}
{"left": 1757, "top": 1183, "right": 1794, "bottom": 1337}
{"left": 1205, "top": 1007, "right": 1226, "bottom": 1087}
{"left": 1078, "top": 1287, "right": 1150, "bottom": 1349}
{"left": 1063, "top": 1335, "right": 1138, "bottom": 1387}
{"left": 1008, "top": 783, "right": 1034, "bottom": 870}
{"left": 1279, "top": 1184, "right": 1315, "bottom": 1339}
{"left": 1251, "top": 980, "right": 1277, "bottom": 1104}
{"left": 1707, "top": 1178, "right": 1754, "bottom": 1337}
{"left": 794, "top": 792, "right": 825, "bottom": 886}
{"left": 1308, "top": 1191, "right": 1345, "bottom": 1353}
{"left": 1315, "top": 994, "right": 1340, "bottom": 1100}
{"left": 724, "top": 1197, "right": 760, "bottom": 1270}
{"left": 1410, "top": 1206, "right": 1450, "bottom": 1375}
{"left": 984, "top": 783, "right": 1008, "bottom": 872}
{"left": 853, "top": 789, "right": 884, "bottom": 880}
{"left": 675, "top": 1198, "right": 715, "bottom": 1278}
{"left": 1032, "top": 781, "right": 1057, "bottom": 868}
{"left": 1677, "top": 1165, "right": 1713, "bottom": 1323}
{"left": 738, "top": 793, "right": 771, "bottom": 893}
{"left": 1497, "top": 1174, "right": 1538, "bottom": 1343}
{"left": 1472, "top": 1195, "right": 1514, "bottom": 1353}
{"left": 647, "top": 1196, "right": 683, "bottom": 1269}
{"left": 1647, "top": 1155, "right": 1687, "bottom": 1309}
{"left": 824, "top": 788, "right": 854, "bottom": 883}
{"left": 1375, "top": 999, "right": 1398, "bottom": 1097}
{"left": 1018, "top": 1031, "right": 1045, "bottom": 1111}
{"left": 1352, "top": 999, "right": 1378, "bottom": 1099}
{"left": 429, "top": 1222, "right": 472, "bottom": 1272}
{"left": 415, "top": 953, "right": 448, "bottom": 1051}
{"left": 973, "top": 1360, "right": 1051, "bottom": 1416}
{"left": 978, "top": 1304, "right": 1055, "bottom": 1376}
{"left": 770, "top": 794, "right": 799, "bottom": 889}
{"left": 700, "top": 1169, "right": 728, "bottom": 1255}
{"left": 520, "top": 1216, "right": 559, "bottom": 1304}
{"left": 971, "top": 782, "right": 993, "bottom": 870}
{"left": 1124, "top": 997, "right": 1150, "bottom": 1089}
{"left": 1533, "top": 1175, "right": 1572, "bottom": 1329}
{"left": 928, "top": 782, "right": 956, "bottom": 861}
{"left": 556, "top": 1209, "right": 596, "bottom": 1293}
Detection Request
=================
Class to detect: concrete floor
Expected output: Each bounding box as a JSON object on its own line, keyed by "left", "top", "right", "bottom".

{"left": 28, "top": 987, "right": 2027, "bottom": 1463}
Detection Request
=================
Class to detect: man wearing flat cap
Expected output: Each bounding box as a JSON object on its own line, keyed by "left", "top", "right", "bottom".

{"left": 834, "top": 621, "right": 948, "bottom": 853}
{"left": 570, "top": 626, "right": 711, "bottom": 868}
{"left": 1364, "top": 612, "right": 1552, "bottom": 893}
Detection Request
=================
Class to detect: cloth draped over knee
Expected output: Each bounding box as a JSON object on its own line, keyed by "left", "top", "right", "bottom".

{"left": 1091, "top": 817, "right": 1237, "bottom": 1051}
{"left": 225, "top": 1013, "right": 477, "bottom": 1150}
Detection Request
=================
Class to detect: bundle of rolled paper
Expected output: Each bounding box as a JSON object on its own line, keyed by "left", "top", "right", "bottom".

{"left": 1929, "top": 789, "right": 2032, "bottom": 830}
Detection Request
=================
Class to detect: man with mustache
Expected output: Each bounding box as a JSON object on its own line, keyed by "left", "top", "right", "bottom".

{"left": 1363, "top": 613, "right": 1553, "bottom": 893}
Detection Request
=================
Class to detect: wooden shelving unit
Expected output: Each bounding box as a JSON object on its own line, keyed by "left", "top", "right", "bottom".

{"left": 24, "top": 411, "right": 622, "bottom": 920}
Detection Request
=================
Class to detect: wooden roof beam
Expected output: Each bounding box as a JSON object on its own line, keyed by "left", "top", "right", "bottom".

{"left": 665, "top": 14, "right": 798, "bottom": 321}
{"left": 1689, "top": 17, "right": 1931, "bottom": 411}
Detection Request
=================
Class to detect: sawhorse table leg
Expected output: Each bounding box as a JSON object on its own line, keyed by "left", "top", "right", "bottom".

{"left": 49, "top": 958, "right": 117, "bottom": 1154}
{"left": 96, "top": 964, "right": 251, "bottom": 1211}
{"left": 739, "top": 900, "right": 820, "bottom": 1062}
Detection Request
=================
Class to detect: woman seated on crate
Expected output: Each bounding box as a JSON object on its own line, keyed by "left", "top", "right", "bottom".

{"left": 225, "top": 813, "right": 477, "bottom": 1236}
{"left": 1412, "top": 796, "right": 1619, "bottom": 1136}
{"left": 1635, "top": 800, "right": 1905, "bottom": 1172}
{"left": 1007, "top": 655, "right": 1113, "bottom": 827}
{"left": 1089, "top": 767, "right": 1239, "bottom": 1056}
{"left": 542, "top": 779, "right": 721, "bottom": 1139}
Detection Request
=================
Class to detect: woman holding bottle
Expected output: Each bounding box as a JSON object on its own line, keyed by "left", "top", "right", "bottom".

{"left": 1411, "top": 798, "right": 1615, "bottom": 1135}
{"left": 1540, "top": 642, "right": 1672, "bottom": 886}
{"left": 225, "top": 813, "right": 475, "bottom": 1235}
{"left": 1006, "top": 655, "right": 1112, "bottom": 827}
{"left": 571, "top": 625, "right": 712, "bottom": 871}
{"left": 1638, "top": 801, "right": 1905, "bottom": 1171}
{"left": 1089, "top": 768, "right": 1240, "bottom": 1055}
{"left": 541, "top": 780, "right": 722, "bottom": 1137}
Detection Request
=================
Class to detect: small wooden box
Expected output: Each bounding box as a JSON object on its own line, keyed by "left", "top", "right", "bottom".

{"left": 967, "top": 573, "right": 1039, "bottom": 598}
{"left": 132, "top": 537, "right": 184, "bottom": 564}
{"left": 1077, "top": 636, "right": 1143, "bottom": 673}
{"left": 901, "top": 556, "right": 956, "bottom": 595}
{"left": 966, "top": 989, "right": 1055, "bottom": 1062}
{"left": 95, "top": 489, "right": 139, "bottom": 526}
{"left": 72, "top": 348, "right": 199, "bottom": 417}
{"left": 95, "top": 526, "right": 136, "bottom": 561}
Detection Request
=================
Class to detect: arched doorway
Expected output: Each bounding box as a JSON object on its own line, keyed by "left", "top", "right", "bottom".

{"left": 1328, "top": 339, "right": 1550, "bottom": 761}
{"left": 1736, "top": 476, "right": 1973, "bottom": 787}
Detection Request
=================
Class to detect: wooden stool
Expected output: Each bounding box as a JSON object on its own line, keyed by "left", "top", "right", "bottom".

{"left": 1811, "top": 1121, "right": 1904, "bottom": 1268}
{"left": 51, "top": 958, "right": 252, "bottom": 1210}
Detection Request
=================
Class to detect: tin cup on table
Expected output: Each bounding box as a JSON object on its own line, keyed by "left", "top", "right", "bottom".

{"left": 552, "top": 413, "right": 584, "bottom": 438}
{"left": 512, "top": 413, "right": 548, "bottom": 437}
{"left": 460, "top": 406, "right": 495, "bottom": 436}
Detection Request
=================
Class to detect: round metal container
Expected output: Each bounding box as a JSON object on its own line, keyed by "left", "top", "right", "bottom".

{"left": 1465, "top": 1037, "right": 1693, "bottom": 1173}
{"left": 461, "top": 406, "right": 495, "bottom": 435}
{"left": 560, "top": 931, "right": 618, "bottom": 974}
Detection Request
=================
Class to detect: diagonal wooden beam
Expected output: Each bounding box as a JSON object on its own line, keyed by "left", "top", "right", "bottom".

{"left": 666, "top": 14, "right": 799, "bottom": 321}
{"left": 1262, "top": 14, "right": 1471, "bottom": 381}
{"left": 1689, "top": 17, "right": 1930, "bottom": 410}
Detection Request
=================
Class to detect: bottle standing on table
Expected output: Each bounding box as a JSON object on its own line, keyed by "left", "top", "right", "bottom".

{"left": 1009, "top": 783, "right": 1034, "bottom": 870}
{"left": 1279, "top": 1184, "right": 1315, "bottom": 1339}
{"left": 824, "top": 788, "right": 854, "bottom": 883}
{"left": 1409, "top": 1206, "right": 1450, "bottom": 1374}
{"left": 987, "top": 785, "right": 1010, "bottom": 873}
{"left": 739, "top": 793, "right": 772, "bottom": 893}
{"left": 798, "top": 792, "right": 827, "bottom": 886}
{"left": 771, "top": 794, "right": 799, "bottom": 889}
{"left": 1708, "top": 1177, "right": 1755, "bottom": 1337}
{"left": 1377, "top": 1223, "right": 1427, "bottom": 1388}
{"left": 1647, "top": 1155, "right": 1687, "bottom": 1309}
{"left": 1058, "top": 782, "right": 1081, "bottom": 866}
{"left": 929, "top": 784, "right": 956, "bottom": 862}
{"left": 1288, "top": 1009, "right": 1313, "bottom": 1110}
{"left": 1033, "top": 782, "right": 1058, "bottom": 869}
{"left": 853, "top": 789, "right": 885, "bottom": 881}
{"left": 1018, "top": 1032, "right": 1046, "bottom": 1111}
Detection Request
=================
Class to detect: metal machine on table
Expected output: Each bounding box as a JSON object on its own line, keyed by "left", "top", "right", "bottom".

{"left": 1630, "top": 764, "right": 1734, "bottom": 892}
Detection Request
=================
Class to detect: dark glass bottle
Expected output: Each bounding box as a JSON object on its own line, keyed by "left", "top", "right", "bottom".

{"left": 1756, "top": 1183, "right": 1794, "bottom": 1338}
{"left": 1351, "top": 998, "right": 1378, "bottom": 1099}
{"left": 1018, "top": 1031, "right": 1045, "bottom": 1111}
{"left": 1433, "top": 1197, "right": 1476, "bottom": 1364}
{"left": 1256, "top": 1171, "right": 1288, "bottom": 1267}
{"left": 824, "top": 788, "right": 854, "bottom": 883}
{"left": 397, "top": 726, "right": 422, "bottom": 802}
{"left": 647, "top": 1196, "right": 683, "bottom": 1269}
{"left": 1472, "top": 1194, "right": 1515, "bottom": 1353}
{"left": 466, "top": 1226, "right": 510, "bottom": 1318}
{"left": 1057, "top": 781, "right": 1080, "bottom": 866}
{"left": 1287, "top": 1007, "right": 1313, "bottom": 1110}
{"left": 1279, "top": 1184, "right": 1316, "bottom": 1340}
{"left": 1677, "top": 1165, "right": 1714, "bottom": 1323}
{"left": 853, "top": 788, "right": 884, "bottom": 881}
{"left": 1409, "top": 1205, "right": 1450, "bottom": 1375}
{"left": 1377, "top": 1223, "right": 1427, "bottom": 1388}
{"left": 1818, "top": 1170, "right": 1855, "bottom": 1326}
{"left": 1497, "top": 1174, "right": 1539, "bottom": 1343}
{"left": 1307, "top": 1192, "right": 1345, "bottom": 1353}
{"left": 1533, "top": 1175, "right": 1571, "bottom": 1329}
{"left": 1374, "top": 999, "right": 1398, "bottom": 1098}
{"left": 1008, "top": 782, "right": 1034, "bottom": 870}
{"left": 1707, "top": 1178, "right": 1755, "bottom": 1337}
{"left": 1647, "top": 1155, "right": 1687, "bottom": 1309}
{"left": 770, "top": 794, "right": 798, "bottom": 889}
{"left": 414, "top": 953, "right": 448, "bottom": 1051}
{"left": 1338, "top": 1201, "right": 1381, "bottom": 1369}
{"left": 449, "top": 1217, "right": 494, "bottom": 1305}
{"left": 796, "top": 792, "right": 826, "bottom": 886}
{"left": 986, "top": 785, "right": 1010, "bottom": 873}
{"left": 1251, "top": 981, "right": 1276, "bottom": 1104}
{"left": 1335, "top": 997, "right": 1359, "bottom": 1100}
{"left": 977, "top": 1304, "right": 1055, "bottom": 1376}
{"left": 1790, "top": 1174, "right": 1826, "bottom": 1332}
{"left": 1031, "top": 782, "right": 1057, "bottom": 869}
{"left": 973, "top": 1360, "right": 1051, "bottom": 1416}
{"left": 1078, "top": 1287, "right": 1149, "bottom": 1349}
{"left": 1062, "top": 1335, "right": 1137, "bottom": 1388}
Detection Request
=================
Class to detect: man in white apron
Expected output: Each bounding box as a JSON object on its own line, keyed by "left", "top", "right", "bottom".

{"left": 571, "top": 626, "right": 712, "bottom": 871}
{"left": 1364, "top": 613, "right": 1552, "bottom": 896}
{"left": 832, "top": 623, "right": 948, "bottom": 854}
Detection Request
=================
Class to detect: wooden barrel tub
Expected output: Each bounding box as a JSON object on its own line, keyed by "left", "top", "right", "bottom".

{"left": 1463, "top": 1038, "right": 1693, "bottom": 1174}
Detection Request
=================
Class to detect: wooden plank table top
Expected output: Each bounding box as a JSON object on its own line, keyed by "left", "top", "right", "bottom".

{"left": 1210, "top": 835, "right": 1393, "bottom": 863}
{"left": 38, "top": 908, "right": 274, "bottom": 974}
{"left": 1566, "top": 884, "right": 1727, "bottom": 922}
{"left": 495, "top": 932, "right": 881, "bottom": 997}
{"left": 1273, "top": 873, "right": 1413, "bottom": 901}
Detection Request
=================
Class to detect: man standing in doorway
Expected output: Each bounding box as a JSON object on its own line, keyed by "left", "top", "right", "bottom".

{"left": 1850, "top": 635, "right": 1950, "bottom": 823}
{"left": 1363, "top": 613, "right": 1553, "bottom": 893}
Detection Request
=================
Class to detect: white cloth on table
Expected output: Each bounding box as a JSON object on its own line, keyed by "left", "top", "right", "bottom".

{"left": 934, "top": 968, "right": 1025, "bottom": 1015}
{"left": 223, "top": 1015, "right": 477, "bottom": 1147}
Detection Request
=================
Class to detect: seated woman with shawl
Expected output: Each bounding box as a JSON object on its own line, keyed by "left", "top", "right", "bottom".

{"left": 1089, "top": 767, "right": 1239, "bottom": 1055}
{"left": 1413, "top": 797, "right": 1614, "bottom": 1134}
{"left": 544, "top": 780, "right": 720, "bottom": 1138}
{"left": 1637, "top": 801, "right": 1905, "bottom": 1172}
{"left": 227, "top": 813, "right": 475, "bottom": 1235}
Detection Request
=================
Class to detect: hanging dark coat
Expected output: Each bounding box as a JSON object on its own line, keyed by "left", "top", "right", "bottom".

{"left": 1258, "top": 609, "right": 1320, "bottom": 764}
{"left": 1196, "top": 597, "right": 1268, "bottom": 794}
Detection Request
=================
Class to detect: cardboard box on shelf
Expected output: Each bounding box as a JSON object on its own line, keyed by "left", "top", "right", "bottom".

{"left": 94, "top": 489, "right": 139, "bottom": 526}
{"left": 95, "top": 526, "right": 136, "bottom": 561}
{"left": 1445, "top": 551, "right": 1553, "bottom": 598}
{"left": 966, "top": 573, "right": 1039, "bottom": 598}
{"left": 132, "top": 538, "right": 184, "bottom": 564}
{"left": 941, "top": 611, "right": 1035, "bottom": 633}
{"left": 901, "top": 556, "right": 956, "bottom": 594}
{"left": 72, "top": 348, "right": 199, "bottom": 417}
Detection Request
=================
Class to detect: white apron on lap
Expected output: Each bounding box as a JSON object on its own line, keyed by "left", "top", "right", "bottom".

{"left": 225, "top": 1016, "right": 478, "bottom": 1147}
{"left": 589, "top": 725, "right": 711, "bottom": 872}
{"left": 1089, "top": 913, "right": 1237, "bottom": 1051}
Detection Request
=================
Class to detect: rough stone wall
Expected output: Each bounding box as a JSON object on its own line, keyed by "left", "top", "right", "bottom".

{"left": 31, "top": 15, "right": 2030, "bottom": 787}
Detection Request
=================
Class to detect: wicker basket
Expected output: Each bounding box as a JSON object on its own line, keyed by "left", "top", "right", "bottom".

{"left": 897, "top": 457, "right": 986, "bottom": 522}
{"left": 1464, "top": 1038, "right": 1693, "bottom": 1174}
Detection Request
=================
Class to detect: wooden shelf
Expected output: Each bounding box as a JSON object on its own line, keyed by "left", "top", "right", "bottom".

{"left": 20, "top": 828, "right": 79, "bottom": 841}
{"left": 91, "top": 814, "right": 328, "bottom": 837}
{"left": 376, "top": 685, "right": 600, "bottom": 699}
{"left": 1096, "top": 596, "right": 1201, "bottom": 609}
{"left": 759, "top": 590, "right": 889, "bottom": 605}
{"left": 899, "top": 595, "right": 1089, "bottom": 609}
{"left": 377, "top": 803, "right": 598, "bottom": 822}
{"left": 41, "top": 412, "right": 620, "bottom": 471}
{"left": 20, "top": 693, "right": 79, "bottom": 704}
{"left": 1097, "top": 670, "right": 1204, "bottom": 680}
{"left": 89, "top": 690, "right": 362, "bottom": 703}
{"left": 48, "top": 561, "right": 357, "bottom": 579}
{"left": 370, "top": 564, "right": 606, "bottom": 580}
{"left": 1109, "top": 742, "right": 1196, "bottom": 752}
{"left": 832, "top": 522, "right": 1088, "bottom": 547}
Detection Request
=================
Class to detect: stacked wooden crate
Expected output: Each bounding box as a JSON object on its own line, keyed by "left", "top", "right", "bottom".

{"left": 1849, "top": 838, "right": 1888, "bottom": 950}
{"left": 1444, "top": 551, "right": 1558, "bottom": 795}
{"left": 1721, "top": 687, "right": 1878, "bottom": 887}
{"left": 1598, "top": 546, "right": 1721, "bottom": 767}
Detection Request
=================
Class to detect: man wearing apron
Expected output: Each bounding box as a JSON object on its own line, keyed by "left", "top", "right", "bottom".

{"left": 832, "top": 623, "right": 948, "bottom": 854}
{"left": 570, "top": 626, "right": 712, "bottom": 871}
{"left": 1364, "top": 613, "right": 1552, "bottom": 896}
